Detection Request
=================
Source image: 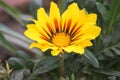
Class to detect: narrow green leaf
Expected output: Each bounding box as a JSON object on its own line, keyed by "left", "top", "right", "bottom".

{"left": 0, "top": 32, "right": 17, "bottom": 54}
{"left": 111, "top": 47, "right": 120, "bottom": 55}
{"left": 65, "top": 55, "right": 81, "bottom": 73}
{"left": 96, "top": 2, "right": 108, "bottom": 21}
{"left": 16, "top": 50, "right": 31, "bottom": 60}
{"left": 29, "top": 0, "right": 43, "bottom": 18}
{"left": 8, "top": 57, "right": 24, "bottom": 70}
{"left": 33, "top": 56, "right": 59, "bottom": 75}
{"left": 74, "top": 0, "right": 86, "bottom": 9}
{"left": 104, "top": 50, "right": 114, "bottom": 57}
{"left": 71, "top": 74, "right": 75, "bottom": 80}
{"left": 58, "top": 0, "right": 74, "bottom": 14}
{"left": 0, "top": 0, "right": 25, "bottom": 25}
{"left": 10, "top": 70, "right": 24, "bottom": 80}
{"left": 91, "top": 68, "right": 120, "bottom": 77}
{"left": 106, "top": 0, "right": 120, "bottom": 34}
{"left": 83, "top": 50, "right": 99, "bottom": 68}
{"left": 108, "top": 76, "right": 116, "bottom": 80}
{"left": 24, "top": 60, "right": 34, "bottom": 70}
{"left": 98, "top": 42, "right": 120, "bottom": 55}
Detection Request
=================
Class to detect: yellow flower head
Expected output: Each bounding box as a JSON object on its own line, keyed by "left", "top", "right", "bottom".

{"left": 24, "top": 2, "right": 101, "bottom": 56}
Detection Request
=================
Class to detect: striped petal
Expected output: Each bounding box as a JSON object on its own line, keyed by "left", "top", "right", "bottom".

{"left": 61, "top": 3, "right": 80, "bottom": 32}
{"left": 30, "top": 42, "right": 57, "bottom": 52}
{"left": 37, "top": 8, "right": 52, "bottom": 37}
{"left": 50, "top": 2, "right": 60, "bottom": 32}
{"left": 72, "top": 22, "right": 101, "bottom": 41}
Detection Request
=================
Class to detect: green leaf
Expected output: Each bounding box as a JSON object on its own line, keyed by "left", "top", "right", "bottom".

{"left": 0, "top": 0, "right": 25, "bottom": 25}
{"left": 0, "top": 32, "right": 17, "bottom": 54}
{"left": 71, "top": 74, "right": 75, "bottom": 80}
{"left": 96, "top": 2, "right": 108, "bottom": 21}
{"left": 91, "top": 68, "right": 120, "bottom": 77}
{"left": 8, "top": 57, "right": 24, "bottom": 70}
{"left": 108, "top": 76, "right": 116, "bottom": 80}
{"left": 104, "top": 50, "right": 114, "bottom": 57}
{"left": 58, "top": 0, "right": 73, "bottom": 14}
{"left": 33, "top": 56, "right": 59, "bottom": 75}
{"left": 83, "top": 50, "right": 99, "bottom": 68}
{"left": 65, "top": 55, "right": 81, "bottom": 73}
{"left": 106, "top": 0, "right": 120, "bottom": 34}
{"left": 74, "top": 0, "right": 86, "bottom": 9}
{"left": 10, "top": 70, "right": 24, "bottom": 80}
{"left": 0, "top": 24, "right": 30, "bottom": 48}
{"left": 29, "top": 0, "right": 43, "bottom": 18}
{"left": 16, "top": 50, "right": 31, "bottom": 60}
{"left": 24, "top": 60, "right": 34, "bottom": 70}
{"left": 98, "top": 42, "right": 120, "bottom": 57}
{"left": 111, "top": 47, "right": 120, "bottom": 55}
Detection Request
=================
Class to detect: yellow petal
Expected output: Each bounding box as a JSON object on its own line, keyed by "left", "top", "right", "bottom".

{"left": 71, "top": 13, "right": 97, "bottom": 35}
{"left": 37, "top": 8, "right": 48, "bottom": 21}
{"left": 80, "top": 25, "right": 101, "bottom": 39}
{"left": 72, "top": 22, "right": 101, "bottom": 40}
{"left": 62, "top": 45, "right": 74, "bottom": 53}
{"left": 79, "top": 40, "right": 93, "bottom": 48}
{"left": 24, "top": 24, "right": 41, "bottom": 42}
{"left": 77, "top": 13, "right": 97, "bottom": 25}
{"left": 81, "top": 40, "right": 93, "bottom": 48}
{"left": 50, "top": 2, "right": 60, "bottom": 32}
{"left": 87, "top": 13, "right": 97, "bottom": 23}
{"left": 37, "top": 8, "right": 52, "bottom": 37}
{"left": 63, "top": 40, "right": 91, "bottom": 54}
{"left": 61, "top": 3, "right": 80, "bottom": 32}
{"left": 51, "top": 49, "right": 61, "bottom": 56}
{"left": 30, "top": 42, "right": 57, "bottom": 52}
{"left": 73, "top": 46, "right": 84, "bottom": 54}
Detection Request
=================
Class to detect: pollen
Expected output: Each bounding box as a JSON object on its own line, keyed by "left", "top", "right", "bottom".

{"left": 52, "top": 32, "right": 70, "bottom": 47}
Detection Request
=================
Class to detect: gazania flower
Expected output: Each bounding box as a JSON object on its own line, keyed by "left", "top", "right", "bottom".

{"left": 24, "top": 2, "right": 101, "bottom": 56}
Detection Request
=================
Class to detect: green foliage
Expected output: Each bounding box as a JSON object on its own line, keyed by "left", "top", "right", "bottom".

{"left": 0, "top": 0, "right": 120, "bottom": 80}
{"left": 29, "top": 0, "right": 43, "bottom": 18}
{"left": 106, "top": 0, "right": 120, "bottom": 34}
{"left": 33, "top": 56, "right": 59, "bottom": 75}
{"left": 0, "top": 32, "right": 17, "bottom": 54}
{"left": 83, "top": 50, "right": 99, "bottom": 68}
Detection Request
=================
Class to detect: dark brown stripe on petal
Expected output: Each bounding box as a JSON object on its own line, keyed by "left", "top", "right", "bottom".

{"left": 38, "top": 31, "right": 50, "bottom": 41}
{"left": 69, "top": 23, "right": 77, "bottom": 34}
{"left": 42, "top": 27, "right": 51, "bottom": 37}
{"left": 54, "top": 18, "right": 59, "bottom": 32}
{"left": 46, "top": 22, "right": 53, "bottom": 34}
{"left": 72, "top": 25, "right": 82, "bottom": 36}
{"left": 66, "top": 19, "right": 72, "bottom": 33}
{"left": 60, "top": 21, "right": 62, "bottom": 32}
{"left": 40, "top": 36, "right": 49, "bottom": 41}
{"left": 63, "top": 20, "right": 66, "bottom": 32}
{"left": 72, "top": 33, "right": 84, "bottom": 41}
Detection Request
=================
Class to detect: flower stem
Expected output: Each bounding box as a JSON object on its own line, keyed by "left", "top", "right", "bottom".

{"left": 59, "top": 53, "right": 66, "bottom": 78}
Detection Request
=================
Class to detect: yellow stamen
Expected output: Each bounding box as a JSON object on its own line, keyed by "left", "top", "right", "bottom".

{"left": 52, "top": 32, "right": 70, "bottom": 47}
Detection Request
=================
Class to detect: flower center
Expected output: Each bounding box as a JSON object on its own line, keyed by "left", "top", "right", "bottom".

{"left": 52, "top": 32, "right": 70, "bottom": 47}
